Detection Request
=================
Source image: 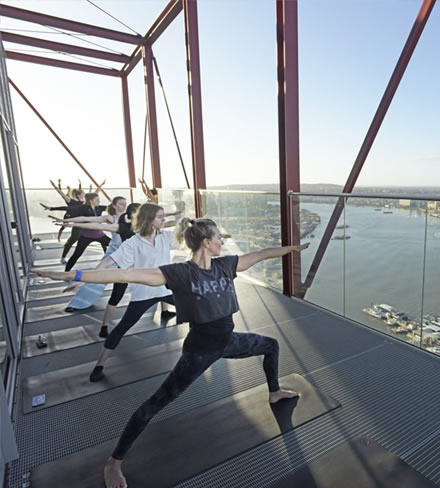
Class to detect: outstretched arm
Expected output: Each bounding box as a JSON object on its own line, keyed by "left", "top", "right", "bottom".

{"left": 62, "top": 255, "right": 118, "bottom": 292}
{"left": 57, "top": 221, "right": 119, "bottom": 232}
{"left": 31, "top": 267, "right": 166, "bottom": 287}
{"left": 237, "top": 243, "right": 310, "bottom": 272}
{"left": 94, "top": 179, "right": 106, "bottom": 193}
{"left": 49, "top": 180, "right": 71, "bottom": 204}
{"left": 51, "top": 214, "right": 110, "bottom": 223}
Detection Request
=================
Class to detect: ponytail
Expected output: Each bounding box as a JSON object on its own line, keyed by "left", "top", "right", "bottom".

{"left": 175, "top": 217, "right": 217, "bottom": 252}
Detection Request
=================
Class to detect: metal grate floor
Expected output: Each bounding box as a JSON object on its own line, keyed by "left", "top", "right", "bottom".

{"left": 7, "top": 245, "right": 440, "bottom": 487}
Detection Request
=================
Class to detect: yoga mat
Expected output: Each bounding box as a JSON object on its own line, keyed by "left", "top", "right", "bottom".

{"left": 31, "top": 374, "right": 339, "bottom": 487}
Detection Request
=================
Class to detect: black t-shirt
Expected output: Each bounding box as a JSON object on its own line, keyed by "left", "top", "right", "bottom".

{"left": 50, "top": 199, "right": 83, "bottom": 218}
{"left": 159, "top": 256, "right": 239, "bottom": 352}
{"left": 117, "top": 214, "right": 134, "bottom": 242}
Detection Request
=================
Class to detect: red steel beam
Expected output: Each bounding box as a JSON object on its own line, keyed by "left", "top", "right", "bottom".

{"left": 9, "top": 78, "right": 112, "bottom": 201}
{"left": 5, "top": 51, "right": 120, "bottom": 77}
{"left": 303, "top": 0, "right": 436, "bottom": 296}
{"left": 276, "top": 0, "right": 302, "bottom": 297}
{"left": 0, "top": 4, "right": 142, "bottom": 45}
{"left": 121, "top": 77, "right": 136, "bottom": 188}
{"left": 184, "top": 0, "right": 206, "bottom": 217}
{"left": 121, "top": 0, "right": 183, "bottom": 77}
{"left": 145, "top": 0, "right": 183, "bottom": 45}
{"left": 1, "top": 32, "right": 131, "bottom": 63}
{"left": 142, "top": 46, "right": 162, "bottom": 188}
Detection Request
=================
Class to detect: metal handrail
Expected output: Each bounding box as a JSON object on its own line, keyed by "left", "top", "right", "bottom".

{"left": 288, "top": 191, "right": 440, "bottom": 202}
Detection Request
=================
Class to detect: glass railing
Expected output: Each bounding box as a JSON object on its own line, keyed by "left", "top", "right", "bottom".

{"left": 290, "top": 192, "right": 440, "bottom": 356}
{"left": 200, "top": 190, "right": 282, "bottom": 289}
{"left": 24, "top": 186, "right": 440, "bottom": 356}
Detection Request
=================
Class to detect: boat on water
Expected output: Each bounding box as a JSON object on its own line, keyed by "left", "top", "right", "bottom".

{"left": 374, "top": 208, "right": 382, "bottom": 211}
{"left": 362, "top": 307, "right": 385, "bottom": 319}
{"left": 332, "top": 235, "right": 351, "bottom": 240}
{"left": 336, "top": 224, "right": 350, "bottom": 229}
{"left": 382, "top": 210, "right": 393, "bottom": 214}
{"left": 363, "top": 303, "right": 440, "bottom": 345}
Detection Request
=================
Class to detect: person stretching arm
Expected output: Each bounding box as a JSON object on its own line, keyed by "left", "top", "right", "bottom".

{"left": 31, "top": 217, "right": 309, "bottom": 488}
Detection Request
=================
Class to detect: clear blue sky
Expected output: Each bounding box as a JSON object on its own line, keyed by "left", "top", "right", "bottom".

{"left": 2, "top": 0, "right": 439, "bottom": 189}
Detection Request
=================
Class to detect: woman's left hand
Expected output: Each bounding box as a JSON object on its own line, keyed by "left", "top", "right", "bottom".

{"left": 293, "top": 243, "right": 310, "bottom": 252}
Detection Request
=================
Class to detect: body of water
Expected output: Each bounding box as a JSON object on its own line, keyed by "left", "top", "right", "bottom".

{"left": 302, "top": 201, "right": 440, "bottom": 339}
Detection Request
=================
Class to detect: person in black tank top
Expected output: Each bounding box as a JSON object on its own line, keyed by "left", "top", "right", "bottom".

{"left": 31, "top": 218, "right": 310, "bottom": 488}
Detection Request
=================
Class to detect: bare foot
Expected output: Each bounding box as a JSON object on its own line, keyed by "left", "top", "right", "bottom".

{"left": 269, "top": 389, "right": 299, "bottom": 404}
{"left": 104, "top": 457, "right": 127, "bottom": 488}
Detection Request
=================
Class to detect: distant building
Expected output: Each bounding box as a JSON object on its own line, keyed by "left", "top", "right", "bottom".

{"left": 399, "top": 199, "right": 411, "bottom": 207}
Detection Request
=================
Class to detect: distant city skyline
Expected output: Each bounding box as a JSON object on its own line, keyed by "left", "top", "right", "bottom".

{"left": 2, "top": 0, "right": 439, "bottom": 189}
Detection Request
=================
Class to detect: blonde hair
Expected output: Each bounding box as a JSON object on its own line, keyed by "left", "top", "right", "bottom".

{"left": 175, "top": 217, "right": 217, "bottom": 252}
{"left": 131, "top": 203, "right": 164, "bottom": 237}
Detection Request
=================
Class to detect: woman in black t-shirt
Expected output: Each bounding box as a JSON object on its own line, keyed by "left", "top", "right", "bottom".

{"left": 32, "top": 218, "right": 309, "bottom": 488}
{"left": 40, "top": 186, "right": 85, "bottom": 263}
{"left": 63, "top": 193, "right": 113, "bottom": 271}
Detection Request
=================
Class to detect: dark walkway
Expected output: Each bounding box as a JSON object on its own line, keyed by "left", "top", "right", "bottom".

{"left": 7, "top": 243, "right": 440, "bottom": 487}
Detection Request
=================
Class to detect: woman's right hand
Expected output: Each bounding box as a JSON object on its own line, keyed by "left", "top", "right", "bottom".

{"left": 30, "top": 268, "right": 73, "bottom": 282}
{"left": 40, "top": 203, "right": 50, "bottom": 211}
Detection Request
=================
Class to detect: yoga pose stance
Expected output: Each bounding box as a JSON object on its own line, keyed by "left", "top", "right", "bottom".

{"left": 51, "top": 196, "right": 127, "bottom": 310}
{"left": 59, "top": 203, "right": 175, "bottom": 333}
{"left": 40, "top": 182, "right": 85, "bottom": 261}
{"left": 62, "top": 194, "right": 125, "bottom": 272}
{"left": 57, "top": 202, "right": 139, "bottom": 317}
{"left": 32, "top": 217, "right": 309, "bottom": 488}
{"left": 60, "top": 202, "right": 177, "bottom": 319}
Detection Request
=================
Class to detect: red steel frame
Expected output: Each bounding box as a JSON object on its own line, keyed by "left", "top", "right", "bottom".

{"left": 183, "top": 0, "right": 206, "bottom": 217}
{"left": 142, "top": 46, "right": 162, "bottom": 189}
{"left": 0, "top": 0, "right": 202, "bottom": 200}
{"left": 276, "top": 0, "right": 301, "bottom": 297}
{"left": 1, "top": 0, "right": 436, "bottom": 293}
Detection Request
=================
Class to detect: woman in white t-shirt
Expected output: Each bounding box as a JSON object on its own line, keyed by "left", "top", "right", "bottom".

{"left": 86, "top": 202, "right": 178, "bottom": 382}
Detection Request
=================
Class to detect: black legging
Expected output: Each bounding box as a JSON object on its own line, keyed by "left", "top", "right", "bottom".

{"left": 108, "top": 283, "right": 128, "bottom": 307}
{"left": 111, "top": 331, "right": 280, "bottom": 459}
{"left": 104, "top": 295, "right": 175, "bottom": 350}
{"left": 65, "top": 234, "right": 111, "bottom": 271}
{"left": 61, "top": 227, "right": 81, "bottom": 259}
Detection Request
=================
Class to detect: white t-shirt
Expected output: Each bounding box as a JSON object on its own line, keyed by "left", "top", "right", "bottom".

{"left": 107, "top": 214, "right": 122, "bottom": 254}
{"left": 110, "top": 230, "right": 176, "bottom": 301}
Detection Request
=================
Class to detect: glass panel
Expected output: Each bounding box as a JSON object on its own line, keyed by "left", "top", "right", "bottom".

{"left": 201, "top": 190, "right": 283, "bottom": 289}
{"left": 421, "top": 201, "right": 440, "bottom": 356}
{"left": 0, "top": 135, "right": 24, "bottom": 282}
{"left": 0, "top": 291, "right": 10, "bottom": 383}
{"left": 157, "top": 189, "right": 195, "bottom": 220}
{"left": 344, "top": 197, "right": 426, "bottom": 345}
{"left": 298, "top": 195, "right": 345, "bottom": 315}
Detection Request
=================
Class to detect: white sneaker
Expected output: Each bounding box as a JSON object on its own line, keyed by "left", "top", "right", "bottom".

{"left": 60, "top": 258, "right": 67, "bottom": 264}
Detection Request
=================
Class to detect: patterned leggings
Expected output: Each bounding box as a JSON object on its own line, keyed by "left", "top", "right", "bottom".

{"left": 112, "top": 332, "right": 280, "bottom": 459}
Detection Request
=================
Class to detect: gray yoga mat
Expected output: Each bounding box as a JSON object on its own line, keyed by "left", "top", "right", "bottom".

{"left": 31, "top": 373, "right": 340, "bottom": 487}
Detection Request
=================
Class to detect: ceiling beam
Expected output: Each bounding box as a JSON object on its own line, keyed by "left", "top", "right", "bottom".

{"left": 0, "top": 4, "right": 142, "bottom": 45}
{"left": 121, "top": 0, "right": 182, "bottom": 76}
{"left": 1, "top": 32, "right": 131, "bottom": 63}
{"left": 5, "top": 51, "right": 121, "bottom": 77}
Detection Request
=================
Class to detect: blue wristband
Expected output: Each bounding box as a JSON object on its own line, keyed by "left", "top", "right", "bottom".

{"left": 74, "top": 270, "right": 83, "bottom": 282}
